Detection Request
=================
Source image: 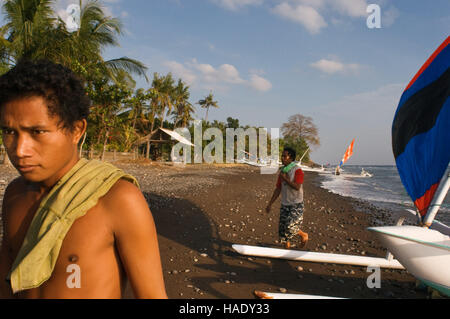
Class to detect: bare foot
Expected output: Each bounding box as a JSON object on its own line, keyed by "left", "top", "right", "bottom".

{"left": 298, "top": 231, "right": 309, "bottom": 248}
{"left": 254, "top": 290, "right": 273, "bottom": 299}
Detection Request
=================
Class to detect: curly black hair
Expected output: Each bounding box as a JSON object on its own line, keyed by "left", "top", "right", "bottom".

{"left": 283, "top": 147, "right": 296, "bottom": 161}
{"left": 0, "top": 59, "right": 90, "bottom": 131}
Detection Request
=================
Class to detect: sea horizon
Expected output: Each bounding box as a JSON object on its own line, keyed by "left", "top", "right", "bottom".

{"left": 318, "top": 165, "right": 450, "bottom": 225}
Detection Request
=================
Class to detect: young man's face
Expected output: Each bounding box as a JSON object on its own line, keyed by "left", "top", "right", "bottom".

{"left": 0, "top": 96, "right": 85, "bottom": 186}
{"left": 281, "top": 150, "right": 292, "bottom": 166}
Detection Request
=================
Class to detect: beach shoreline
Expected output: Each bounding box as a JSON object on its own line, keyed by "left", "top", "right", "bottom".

{"left": 0, "top": 162, "right": 430, "bottom": 298}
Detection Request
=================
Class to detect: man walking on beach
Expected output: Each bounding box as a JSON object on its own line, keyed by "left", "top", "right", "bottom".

{"left": 266, "top": 147, "right": 308, "bottom": 249}
{"left": 0, "top": 60, "right": 167, "bottom": 298}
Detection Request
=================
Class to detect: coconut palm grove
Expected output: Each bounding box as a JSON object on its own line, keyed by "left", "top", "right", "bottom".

{"left": 0, "top": 0, "right": 318, "bottom": 163}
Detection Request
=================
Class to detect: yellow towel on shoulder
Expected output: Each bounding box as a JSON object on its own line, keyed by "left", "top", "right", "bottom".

{"left": 7, "top": 158, "right": 139, "bottom": 293}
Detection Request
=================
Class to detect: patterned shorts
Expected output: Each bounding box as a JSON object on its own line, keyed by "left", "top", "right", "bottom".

{"left": 279, "top": 202, "right": 304, "bottom": 242}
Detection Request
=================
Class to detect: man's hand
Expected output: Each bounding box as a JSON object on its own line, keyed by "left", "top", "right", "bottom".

{"left": 266, "top": 187, "right": 281, "bottom": 214}
{"left": 279, "top": 172, "right": 289, "bottom": 182}
{"left": 280, "top": 171, "right": 301, "bottom": 190}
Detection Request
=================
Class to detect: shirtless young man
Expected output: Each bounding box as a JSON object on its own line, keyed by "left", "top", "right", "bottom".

{"left": 0, "top": 60, "right": 167, "bottom": 298}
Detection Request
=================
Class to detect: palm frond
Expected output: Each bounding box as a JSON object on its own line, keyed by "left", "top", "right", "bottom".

{"left": 103, "top": 57, "right": 148, "bottom": 82}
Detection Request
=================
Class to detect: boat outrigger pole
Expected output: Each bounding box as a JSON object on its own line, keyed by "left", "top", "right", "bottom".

{"left": 299, "top": 147, "right": 310, "bottom": 164}
{"left": 423, "top": 165, "right": 450, "bottom": 227}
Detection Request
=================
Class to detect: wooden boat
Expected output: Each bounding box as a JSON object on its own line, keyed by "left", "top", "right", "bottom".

{"left": 369, "top": 36, "right": 450, "bottom": 296}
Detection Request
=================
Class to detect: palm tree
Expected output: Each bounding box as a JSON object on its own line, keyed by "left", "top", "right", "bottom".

{"left": 153, "top": 73, "right": 175, "bottom": 129}
{"left": 1, "top": 0, "right": 55, "bottom": 62}
{"left": 198, "top": 91, "right": 219, "bottom": 122}
{"left": 0, "top": 0, "right": 147, "bottom": 82}
{"left": 56, "top": 0, "right": 147, "bottom": 83}
{"left": 139, "top": 73, "right": 175, "bottom": 158}
{"left": 128, "top": 88, "right": 149, "bottom": 130}
{"left": 0, "top": 26, "right": 13, "bottom": 74}
{"left": 172, "top": 79, "right": 194, "bottom": 128}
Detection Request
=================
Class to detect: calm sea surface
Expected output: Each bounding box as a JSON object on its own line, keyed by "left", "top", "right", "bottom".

{"left": 318, "top": 165, "right": 450, "bottom": 225}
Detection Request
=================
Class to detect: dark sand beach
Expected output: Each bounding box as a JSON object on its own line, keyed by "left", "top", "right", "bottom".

{"left": 0, "top": 162, "right": 430, "bottom": 299}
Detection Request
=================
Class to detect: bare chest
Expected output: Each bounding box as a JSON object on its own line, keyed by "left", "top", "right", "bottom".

{"left": 5, "top": 193, "right": 122, "bottom": 298}
{"left": 6, "top": 192, "right": 114, "bottom": 259}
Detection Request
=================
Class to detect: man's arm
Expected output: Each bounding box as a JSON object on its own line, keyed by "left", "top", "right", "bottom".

{"left": 0, "top": 184, "right": 15, "bottom": 299}
{"left": 105, "top": 179, "right": 167, "bottom": 299}
{"left": 0, "top": 236, "right": 13, "bottom": 299}
{"left": 280, "top": 169, "right": 303, "bottom": 191}
{"left": 266, "top": 175, "right": 281, "bottom": 213}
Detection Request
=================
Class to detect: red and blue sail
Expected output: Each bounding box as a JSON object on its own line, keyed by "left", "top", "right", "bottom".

{"left": 392, "top": 36, "right": 450, "bottom": 218}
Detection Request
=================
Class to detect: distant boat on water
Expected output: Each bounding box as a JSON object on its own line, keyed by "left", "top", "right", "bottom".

{"left": 335, "top": 139, "right": 355, "bottom": 176}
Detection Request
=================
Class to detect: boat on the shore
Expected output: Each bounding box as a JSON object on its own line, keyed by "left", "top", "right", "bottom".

{"left": 232, "top": 244, "right": 404, "bottom": 269}
{"left": 368, "top": 36, "right": 450, "bottom": 297}
{"left": 236, "top": 150, "right": 278, "bottom": 167}
{"left": 254, "top": 290, "right": 345, "bottom": 299}
{"left": 241, "top": 37, "right": 450, "bottom": 299}
{"left": 298, "top": 164, "right": 326, "bottom": 173}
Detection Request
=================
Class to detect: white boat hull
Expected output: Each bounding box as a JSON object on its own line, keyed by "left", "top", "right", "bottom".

{"left": 368, "top": 225, "right": 450, "bottom": 296}
{"left": 299, "top": 165, "right": 326, "bottom": 173}
{"left": 232, "top": 244, "right": 404, "bottom": 269}
{"left": 254, "top": 290, "right": 345, "bottom": 299}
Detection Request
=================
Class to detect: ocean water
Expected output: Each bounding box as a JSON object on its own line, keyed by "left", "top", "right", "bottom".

{"left": 318, "top": 165, "right": 450, "bottom": 225}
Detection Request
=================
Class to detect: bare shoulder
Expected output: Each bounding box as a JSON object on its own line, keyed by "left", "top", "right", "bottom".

{"left": 101, "top": 178, "right": 146, "bottom": 210}
{"left": 4, "top": 176, "right": 26, "bottom": 197}
{"left": 2, "top": 177, "right": 27, "bottom": 215}
{"left": 99, "top": 178, "right": 152, "bottom": 229}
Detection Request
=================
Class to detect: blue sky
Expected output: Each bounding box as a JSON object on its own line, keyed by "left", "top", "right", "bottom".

{"left": 2, "top": 0, "right": 449, "bottom": 165}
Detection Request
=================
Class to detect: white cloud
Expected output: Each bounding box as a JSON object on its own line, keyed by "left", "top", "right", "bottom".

{"left": 249, "top": 74, "right": 273, "bottom": 91}
{"left": 310, "top": 58, "right": 362, "bottom": 75}
{"left": 291, "top": 0, "right": 327, "bottom": 9}
{"left": 382, "top": 5, "right": 400, "bottom": 27}
{"left": 331, "top": 0, "right": 368, "bottom": 18}
{"left": 188, "top": 59, "right": 246, "bottom": 85}
{"left": 272, "top": 3, "right": 327, "bottom": 34}
{"left": 163, "top": 61, "right": 197, "bottom": 85}
{"left": 271, "top": 0, "right": 381, "bottom": 34}
{"left": 164, "top": 59, "right": 272, "bottom": 92}
{"left": 54, "top": 0, "right": 119, "bottom": 22}
{"left": 218, "top": 64, "right": 246, "bottom": 84}
{"left": 211, "top": 0, "right": 264, "bottom": 11}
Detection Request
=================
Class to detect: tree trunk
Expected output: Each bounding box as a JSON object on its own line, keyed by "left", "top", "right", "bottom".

{"left": 146, "top": 116, "right": 156, "bottom": 159}
{"left": 146, "top": 138, "right": 150, "bottom": 159}
{"left": 101, "top": 129, "right": 110, "bottom": 161}
{"left": 205, "top": 107, "right": 209, "bottom": 122}
{"left": 95, "top": 111, "right": 105, "bottom": 145}
{"left": 160, "top": 109, "right": 166, "bottom": 130}
{"left": 96, "top": 127, "right": 104, "bottom": 146}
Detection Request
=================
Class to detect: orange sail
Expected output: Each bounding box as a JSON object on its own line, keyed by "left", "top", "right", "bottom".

{"left": 339, "top": 138, "right": 355, "bottom": 167}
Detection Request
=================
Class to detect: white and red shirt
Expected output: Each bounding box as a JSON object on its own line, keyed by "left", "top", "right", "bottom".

{"left": 276, "top": 166, "right": 304, "bottom": 206}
